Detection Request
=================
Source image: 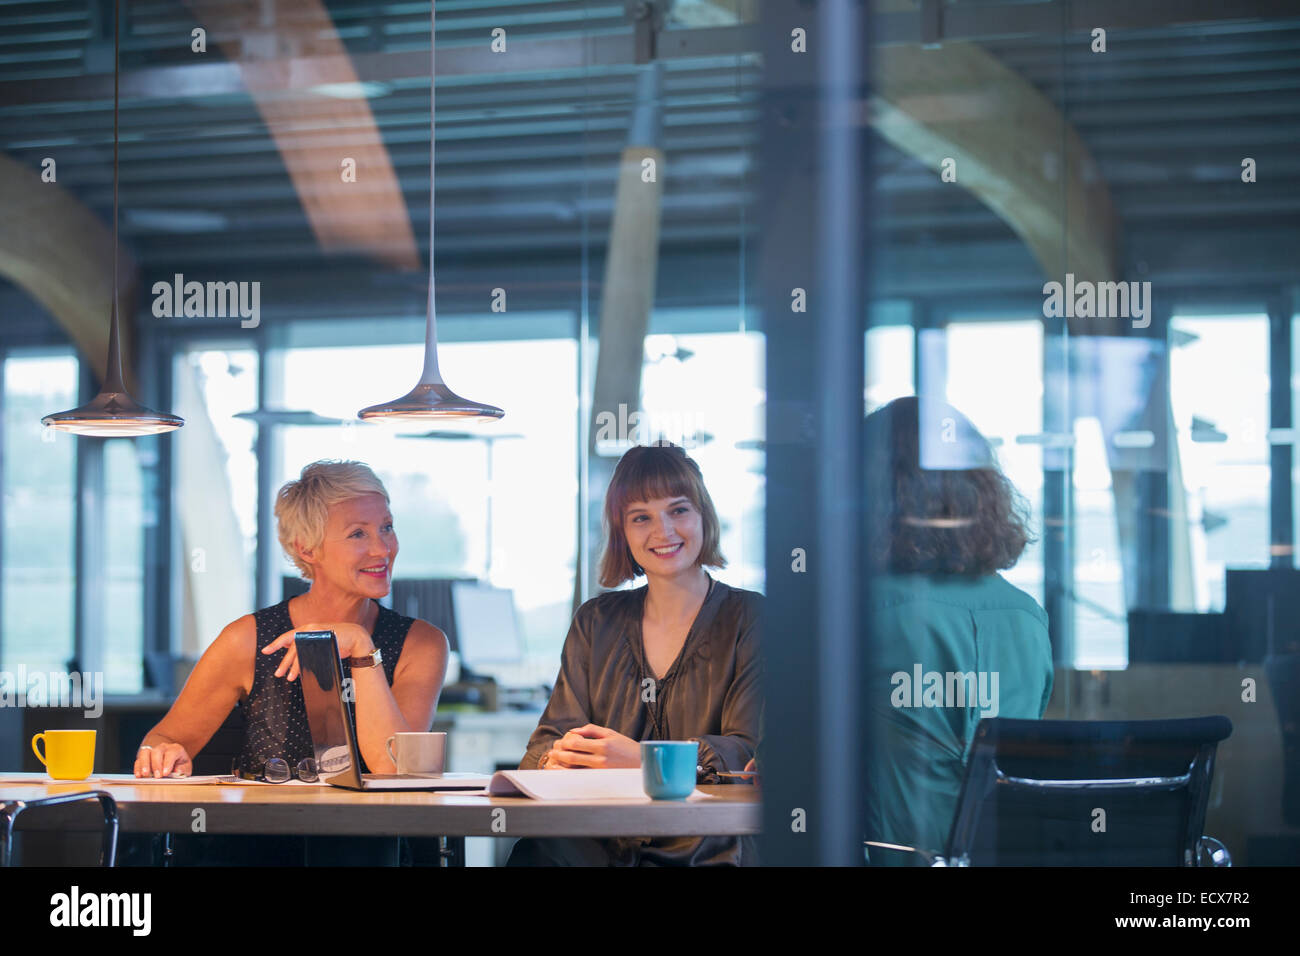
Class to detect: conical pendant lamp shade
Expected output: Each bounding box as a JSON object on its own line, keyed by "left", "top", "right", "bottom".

{"left": 358, "top": 285, "right": 504, "bottom": 421}
{"left": 358, "top": 2, "right": 502, "bottom": 423}
{"left": 42, "top": 0, "right": 183, "bottom": 438}
{"left": 42, "top": 301, "right": 184, "bottom": 436}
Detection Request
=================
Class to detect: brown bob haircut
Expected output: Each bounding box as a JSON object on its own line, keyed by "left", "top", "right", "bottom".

{"left": 865, "top": 396, "right": 1032, "bottom": 575}
{"left": 599, "top": 443, "right": 727, "bottom": 588}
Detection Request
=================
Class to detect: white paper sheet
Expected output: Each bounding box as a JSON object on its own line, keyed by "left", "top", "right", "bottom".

{"left": 487, "top": 768, "right": 712, "bottom": 801}
{"left": 92, "top": 773, "right": 223, "bottom": 785}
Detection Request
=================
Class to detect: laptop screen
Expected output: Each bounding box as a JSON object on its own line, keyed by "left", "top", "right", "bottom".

{"left": 294, "top": 630, "right": 362, "bottom": 786}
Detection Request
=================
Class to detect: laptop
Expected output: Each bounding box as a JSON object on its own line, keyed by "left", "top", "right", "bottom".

{"left": 294, "top": 630, "right": 491, "bottom": 791}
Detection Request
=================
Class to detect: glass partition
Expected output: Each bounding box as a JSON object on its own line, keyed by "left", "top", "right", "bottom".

{"left": 862, "top": 4, "right": 1300, "bottom": 867}
{"left": 0, "top": 0, "right": 1296, "bottom": 873}
{"left": 1, "top": 351, "right": 78, "bottom": 676}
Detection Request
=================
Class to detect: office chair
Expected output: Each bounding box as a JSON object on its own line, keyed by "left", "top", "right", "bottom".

{"left": 0, "top": 791, "right": 119, "bottom": 867}
{"left": 866, "top": 716, "right": 1233, "bottom": 866}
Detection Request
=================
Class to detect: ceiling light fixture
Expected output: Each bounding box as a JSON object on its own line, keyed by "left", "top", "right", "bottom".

{"left": 42, "top": 0, "right": 184, "bottom": 437}
{"left": 358, "top": 2, "right": 503, "bottom": 423}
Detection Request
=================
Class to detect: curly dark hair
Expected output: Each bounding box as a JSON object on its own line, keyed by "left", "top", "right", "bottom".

{"left": 865, "top": 396, "right": 1033, "bottom": 575}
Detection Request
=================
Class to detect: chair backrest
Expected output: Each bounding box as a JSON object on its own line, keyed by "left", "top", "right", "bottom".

{"left": 946, "top": 716, "right": 1232, "bottom": 866}
{"left": 1, "top": 791, "right": 118, "bottom": 866}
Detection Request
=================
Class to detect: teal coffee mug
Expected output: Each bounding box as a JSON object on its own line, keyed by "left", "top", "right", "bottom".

{"left": 641, "top": 740, "right": 699, "bottom": 800}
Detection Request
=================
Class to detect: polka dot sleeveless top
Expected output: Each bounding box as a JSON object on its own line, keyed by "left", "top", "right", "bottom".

{"left": 238, "top": 598, "right": 413, "bottom": 776}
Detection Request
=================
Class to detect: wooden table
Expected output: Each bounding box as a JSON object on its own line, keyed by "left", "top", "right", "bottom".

{"left": 0, "top": 774, "right": 761, "bottom": 839}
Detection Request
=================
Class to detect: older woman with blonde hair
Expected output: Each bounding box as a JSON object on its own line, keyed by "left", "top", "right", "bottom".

{"left": 135, "top": 460, "right": 448, "bottom": 782}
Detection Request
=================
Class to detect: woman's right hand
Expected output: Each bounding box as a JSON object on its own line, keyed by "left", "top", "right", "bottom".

{"left": 539, "top": 743, "right": 579, "bottom": 769}
{"left": 134, "top": 741, "right": 193, "bottom": 778}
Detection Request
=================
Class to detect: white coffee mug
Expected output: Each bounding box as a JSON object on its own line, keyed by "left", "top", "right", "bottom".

{"left": 385, "top": 732, "right": 447, "bottom": 775}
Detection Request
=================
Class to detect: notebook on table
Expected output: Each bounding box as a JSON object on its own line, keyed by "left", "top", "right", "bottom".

{"left": 294, "top": 630, "right": 491, "bottom": 792}
{"left": 486, "top": 768, "right": 710, "bottom": 801}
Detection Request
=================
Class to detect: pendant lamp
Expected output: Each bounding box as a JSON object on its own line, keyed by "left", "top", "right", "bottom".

{"left": 42, "top": 0, "right": 184, "bottom": 437}
{"left": 358, "top": 2, "right": 503, "bottom": 422}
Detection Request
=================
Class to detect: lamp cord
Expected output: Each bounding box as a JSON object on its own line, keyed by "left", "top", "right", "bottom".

{"left": 103, "top": 0, "right": 124, "bottom": 392}
{"left": 113, "top": 0, "right": 119, "bottom": 308}
{"left": 419, "top": 1, "right": 443, "bottom": 382}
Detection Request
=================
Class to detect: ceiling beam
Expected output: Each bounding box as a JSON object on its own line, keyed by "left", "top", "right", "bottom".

{"left": 0, "top": 152, "right": 136, "bottom": 388}
{"left": 670, "top": 0, "right": 756, "bottom": 26}
{"left": 874, "top": 0, "right": 1300, "bottom": 45}
{"left": 182, "top": 0, "right": 419, "bottom": 271}
{"left": 873, "top": 41, "right": 1118, "bottom": 302}
{"left": 3, "top": 0, "right": 1296, "bottom": 108}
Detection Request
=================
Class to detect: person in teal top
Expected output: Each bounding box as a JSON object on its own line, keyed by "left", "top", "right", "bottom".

{"left": 863, "top": 397, "right": 1054, "bottom": 863}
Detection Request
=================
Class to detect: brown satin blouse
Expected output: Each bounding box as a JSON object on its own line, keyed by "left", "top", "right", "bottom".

{"left": 517, "top": 576, "right": 763, "bottom": 866}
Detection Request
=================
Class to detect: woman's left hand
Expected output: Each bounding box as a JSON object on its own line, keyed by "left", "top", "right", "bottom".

{"left": 550, "top": 724, "right": 642, "bottom": 768}
{"left": 264, "top": 622, "right": 375, "bottom": 682}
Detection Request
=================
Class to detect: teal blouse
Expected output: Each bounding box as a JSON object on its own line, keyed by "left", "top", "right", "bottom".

{"left": 864, "top": 573, "right": 1053, "bottom": 862}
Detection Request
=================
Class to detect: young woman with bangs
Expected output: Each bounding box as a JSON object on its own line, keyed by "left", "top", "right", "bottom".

{"left": 509, "top": 442, "right": 762, "bottom": 866}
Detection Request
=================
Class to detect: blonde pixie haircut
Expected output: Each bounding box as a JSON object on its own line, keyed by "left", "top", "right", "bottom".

{"left": 276, "top": 460, "right": 390, "bottom": 580}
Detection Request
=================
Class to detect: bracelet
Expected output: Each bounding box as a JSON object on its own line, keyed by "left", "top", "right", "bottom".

{"left": 537, "top": 751, "right": 551, "bottom": 769}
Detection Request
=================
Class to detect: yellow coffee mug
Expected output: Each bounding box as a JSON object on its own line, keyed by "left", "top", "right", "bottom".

{"left": 31, "top": 730, "right": 96, "bottom": 781}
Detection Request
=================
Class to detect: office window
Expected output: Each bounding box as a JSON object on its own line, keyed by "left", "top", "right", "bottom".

{"left": 1170, "top": 314, "right": 1270, "bottom": 611}
{"left": 1291, "top": 312, "right": 1300, "bottom": 566}
{"left": 173, "top": 347, "right": 259, "bottom": 654}
{"left": 640, "top": 331, "right": 766, "bottom": 592}
{"left": 1071, "top": 415, "right": 1126, "bottom": 668}
{"left": 103, "top": 441, "right": 145, "bottom": 691}
{"left": 943, "top": 320, "right": 1046, "bottom": 605}
{"left": 2, "top": 351, "right": 77, "bottom": 674}
{"left": 865, "top": 325, "right": 914, "bottom": 412}
{"left": 275, "top": 338, "right": 578, "bottom": 658}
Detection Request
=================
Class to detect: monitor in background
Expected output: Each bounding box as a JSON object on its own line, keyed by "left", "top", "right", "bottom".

{"left": 451, "top": 582, "right": 524, "bottom": 672}
{"left": 1225, "top": 568, "right": 1300, "bottom": 659}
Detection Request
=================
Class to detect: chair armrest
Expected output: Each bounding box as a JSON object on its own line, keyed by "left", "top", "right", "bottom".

{"left": 1194, "top": 835, "right": 1231, "bottom": 867}
{"left": 864, "top": 839, "right": 945, "bottom": 866}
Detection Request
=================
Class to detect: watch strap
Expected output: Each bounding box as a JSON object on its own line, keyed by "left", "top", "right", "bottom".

{"left": 346, "top": 647, "right": 383, "bottom": 669}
